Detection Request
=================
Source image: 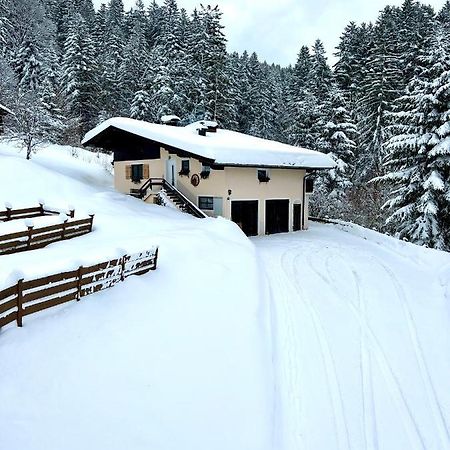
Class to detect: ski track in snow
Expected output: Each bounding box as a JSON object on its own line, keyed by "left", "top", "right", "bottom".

{"left": 254, "top": 229, "right": 450, "bottom": 450}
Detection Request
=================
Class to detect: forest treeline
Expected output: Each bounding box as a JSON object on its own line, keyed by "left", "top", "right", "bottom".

{"left": 0, "top": 0, "right": 449, "bottom": 250}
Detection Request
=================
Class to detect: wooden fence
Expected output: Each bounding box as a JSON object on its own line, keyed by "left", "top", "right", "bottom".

{"left": 0, "top": 203, "right": 75, "bottom": 222}
{"left": 0, "top": 248, "right": 158, "bottom": 330}
{"left": 0, "top": 215, "right": 94, "bottom": 255}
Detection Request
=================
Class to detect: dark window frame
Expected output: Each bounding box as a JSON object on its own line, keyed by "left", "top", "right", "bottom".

{"left": 258, "top": 169, "right": 270, "bottom": 182}
{"left": 198, "top": 196, "right": 214, "bottom": 210}
{"left": 179, "top": 159, "right": 190, "bottom": 176}
{"left": 131, "top": 164, "right": 144, "bottom": 183}
{"left": 200, "top": 164, "right": 211, "bottom": 179}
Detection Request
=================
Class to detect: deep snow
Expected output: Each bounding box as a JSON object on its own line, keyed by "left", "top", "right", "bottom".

{"left": 0, "top": 141, "right": 272, "bottom": 450}
{"left": 0, "top": 141, "right": 449, "bottom": 450}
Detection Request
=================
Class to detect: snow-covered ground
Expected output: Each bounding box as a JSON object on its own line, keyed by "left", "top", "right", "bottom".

{"left": 254, "top": 225, "right": 450, "bottom": 450}
{"left": 0, "top": 142, "right": 271, "bottom": 450}
{"left": 0, "top": 141, "right": 449, "bottom": 450}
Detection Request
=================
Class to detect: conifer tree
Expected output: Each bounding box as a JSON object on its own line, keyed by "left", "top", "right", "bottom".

{"left": 378, "top": 31, "right": 450, "bottom": 250}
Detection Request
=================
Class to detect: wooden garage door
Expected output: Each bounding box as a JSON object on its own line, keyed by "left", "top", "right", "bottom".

{"left": 266, "top": 199, "right": 289, "bottom": 235}
{"left": 231, "top": 201, "right": 258, "bottom": 236}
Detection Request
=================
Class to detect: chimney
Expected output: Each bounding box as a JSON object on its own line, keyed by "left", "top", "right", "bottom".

{"left": 161, "top": 115, "right": 181, "bottom": 126}
{"left": 201, "top": 120, "right": 218, "bottom": 133}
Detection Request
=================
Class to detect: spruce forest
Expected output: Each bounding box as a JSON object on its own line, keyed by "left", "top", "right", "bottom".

{"left": 1, "top": 0, "right": 449, "bottom": 250}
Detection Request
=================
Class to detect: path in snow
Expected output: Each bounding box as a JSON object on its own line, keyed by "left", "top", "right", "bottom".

{"left": 254, "top": 224, "right": 450, "bottom": 450}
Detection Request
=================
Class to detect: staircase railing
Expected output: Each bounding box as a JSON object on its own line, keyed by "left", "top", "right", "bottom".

{"left": 134, "top": 178, "right": 207, "bottom": 219}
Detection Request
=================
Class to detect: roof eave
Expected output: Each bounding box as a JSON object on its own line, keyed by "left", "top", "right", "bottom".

{"left": 214, "top": 162, "right": 335, "bottom": 170}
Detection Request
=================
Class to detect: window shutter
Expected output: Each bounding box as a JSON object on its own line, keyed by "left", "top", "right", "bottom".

{"left": 143, "top": 164, "right": 149, "bottom": 178}
{"left": 125, "top": 165, "right": 132, "bottom": 180}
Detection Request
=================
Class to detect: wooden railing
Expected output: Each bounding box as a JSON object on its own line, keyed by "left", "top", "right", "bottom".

{"left": 132, "top": 178, "right": 207, "bottom": 219}
{"left": 0, "top": 215, "right": 94, "bottom": 255}
{"left": 0, "top": 248, "right": 158, "bottom": 330}
{"left": 0, "top": 203, "right": 75, "bottom": 222}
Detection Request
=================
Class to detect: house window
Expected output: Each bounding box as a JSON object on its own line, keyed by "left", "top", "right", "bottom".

{"left": 131, "top": 164, "right": 143, "bottom": 182}
{"left": 201, "top": 164, "right": 211, "bottom": 179}
{"left": 198, "top": 196, "right": 214, "bottom": 210}
{"left": 180, "top": 159, "right": 190, "bottom": 176}
{"left": 258, "top": 169, "right": 270, "bottom": 182}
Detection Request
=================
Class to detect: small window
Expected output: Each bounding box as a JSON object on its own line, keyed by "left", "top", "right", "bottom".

{"left": 131, "top": 164, "right": 143, "bottom": 182}
{"left": 305, "top": 178, "right": 314, "bottom": 193}
{"left": 180, "top": 160, "right": 190, "bottom": 176}
{"left": 198, "top": 196, "right": 214, "bottom": 210}
{"left": 201, "top": 164, "right": 211, "bottom": 179}
{"left": 258, "top": 169, "right": 270, "bottom": 182}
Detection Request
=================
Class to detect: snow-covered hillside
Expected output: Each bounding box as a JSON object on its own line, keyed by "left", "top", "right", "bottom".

{"left": 0, "top": 142, "right": 272, "bottom": 450}
{"left": 0, "top": 142, "right": 449, "bottom": 450}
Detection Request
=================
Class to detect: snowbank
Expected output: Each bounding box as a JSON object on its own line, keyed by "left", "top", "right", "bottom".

{"left": 0, "top": 141, "right": 272, "bottom": 450}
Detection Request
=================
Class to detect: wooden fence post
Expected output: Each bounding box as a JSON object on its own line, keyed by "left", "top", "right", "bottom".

{"left": 151, "top": 248, "right": 159, "bottom": 270}
{"left": 17, "top": 279, "right": 23, "bottom": 327}
{"left": 61, "top": 219, "right": 68, "bottom": 240}
{"left": 89, "top": 214, "right": 95, "bottom": 232}
{"left": 120, "top": 256, "right": 126, "bottom": 281}
{"left": 76, "top": 266, "right": 82, "bottom": 301}
{"left": 27, "top": 225, "right": 34, "bottom": 249}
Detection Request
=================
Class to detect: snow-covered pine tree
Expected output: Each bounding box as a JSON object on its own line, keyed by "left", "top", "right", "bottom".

{"left": 286, "top": 45, "right": 321, "bottom": 148}
{"left": 312, "top": 86, "right": 357, "bottom": 218}
{"left": 61, "top": 13, "right": 98, "bottom": 141}
{"left": 357, "top": 6, "right": 403, "bottom": 179}
{"left": 194, "top": 5, "right": 228, "bottom": 123}
{"left": 377, "top": 31, "right": 450, "bottom": 250}
{"left": 130, "top": 89, "right": 152, "bottom": 120}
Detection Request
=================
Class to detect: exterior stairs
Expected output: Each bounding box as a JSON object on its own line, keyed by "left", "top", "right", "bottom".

{"left": 130, "top": 178, "right": 207, "bottom": 219}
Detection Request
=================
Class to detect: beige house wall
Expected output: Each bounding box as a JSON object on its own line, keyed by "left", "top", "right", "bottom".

{"left": 114, "top": 147, "right": 310, "bottom": 235}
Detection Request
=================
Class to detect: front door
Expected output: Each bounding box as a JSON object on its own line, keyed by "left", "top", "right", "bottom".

{"left": 266, "top": 199, "right": 289, "bottom": 234}
{"left": 165, "top": 158, "right": 176, "bottom": 187}
{"left": 231, "top": 200, "right": 258, "bottom": 236}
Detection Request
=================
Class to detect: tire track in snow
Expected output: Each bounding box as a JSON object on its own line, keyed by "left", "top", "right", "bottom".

{"left": 373, "top": 258, "right": 450, "bottom": 448}
{"left": 279, "top": 246, "right": 352, "bottom": 450}
{"left": 323, "top": 253, "right": 378, "bottom": 450}
{"left": 308, "top": 250, "right": 427, "bottom": 450}
{"left": 261, "top": 243, "right": 307, "bottom": 450}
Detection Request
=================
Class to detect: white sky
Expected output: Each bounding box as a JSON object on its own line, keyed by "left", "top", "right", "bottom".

{"left": 93, "top": 0, "right": 447, "bottom": 66}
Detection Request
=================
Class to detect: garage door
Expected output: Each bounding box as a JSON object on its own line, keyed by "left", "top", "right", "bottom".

{"left": 231, "top": 201, "right": 258, "bottom": 236}
{"left": 266, "top": 199, "right": 289, "bottom": 234}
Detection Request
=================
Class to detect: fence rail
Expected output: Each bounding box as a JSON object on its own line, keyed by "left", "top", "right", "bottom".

{"left": 0, "top": 216, "right": 94, "bottom": 255}
{"left": 0, "top": 248, "right": 158, "bottom": 330}
{"left": 0, "top": 203, "right": 75, "bottom": 222}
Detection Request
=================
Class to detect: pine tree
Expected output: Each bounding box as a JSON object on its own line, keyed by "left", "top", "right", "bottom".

{"left": 378, "top": 31, "right": 450, "bottom": 250}
{"left": 315, "top": 87, "right": 357, "bottom": 200}
{"left": 357, "top": 6, "right": 403, "bottom": 179}
{"left": 61, "top": 13, "right": 98, "bottom": 140}
{"left": 130, "top": 89, "right": 152, "bottom": 120}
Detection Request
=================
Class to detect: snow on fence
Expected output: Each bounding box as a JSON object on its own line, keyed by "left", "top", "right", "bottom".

{"left": 0, "top": 203, "right": 74, "bottom": 222}
{"left": 0, "top": 215, "right": 95, "bottom": 255}
{"left": 0, "top": 248, "right": 158, "bottom": 330}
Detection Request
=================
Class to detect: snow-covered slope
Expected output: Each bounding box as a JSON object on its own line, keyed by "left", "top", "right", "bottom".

{"left": 0, "top": 142, "right": 272, "bottom": 450}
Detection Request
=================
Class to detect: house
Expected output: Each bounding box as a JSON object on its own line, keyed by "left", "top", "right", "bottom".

{"left": 82, "top": 118, "right": 334, "bottom": 236}
{"left": 0, "top": 104, "right": 13, "bottom": 134}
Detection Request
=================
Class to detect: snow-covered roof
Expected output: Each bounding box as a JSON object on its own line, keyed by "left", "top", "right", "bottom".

{"left": 82, "top": 117, "right": 335, "bottom": 169}
{"left": 0, "top": 103, "right": 14, "bottom": 115}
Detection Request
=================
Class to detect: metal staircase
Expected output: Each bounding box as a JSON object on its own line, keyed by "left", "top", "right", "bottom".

{"left": 130, "top": 178, "right": 207, "bottom": 219}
